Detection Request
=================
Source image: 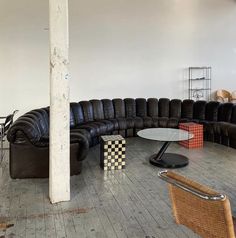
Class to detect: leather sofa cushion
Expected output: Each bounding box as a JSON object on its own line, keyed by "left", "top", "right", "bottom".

{"left": 152, "top": 117, "right": 159, "bottom": 127}
{"left": 90, "top": 100, "right": 105, "bottom": 120}
{"left": 96, "top": 119, "right": 114, "bottom": 132}
{"left": 107, "top": 118, "right": 119, "bottom": 130}
{"left": 158, "top": 117, "right": 169, "bottom": 128}
{"left": 133, "top": 117, "right": 144, "bottom": 129}
{"left": 193, "top": 101, "right": 206, "bottom": 120}
{"left": 167, "top": 118, "right": 179, "bottom": 128}
{"left": 142, "top": 117, "right": 153, "bottom": 127}
{"left": 80, "top": 101, "right": 94, "bottom": 122}
{"left": 204, "top": 121, "right": 231, "bottom": 137}
{"left": 71, "top": 128, "right": 92, "bottom": 146}
{"left": 218, "top": 103, "right": 234, "bottom": 122}
{"left": 136, "top": 98, "right": 147, "bottom": 117}
{"left": 218, "top": 122, "right": 232, "bottom": 137}
{"left": 71, "top": 102, "right": 84, "bottom": 125}
{"left": 158, "top": 98, "right": 170, "bottom": 117}
{"left": 77, "top": 123, "right": 100, "bottom": 137}
{"left": 116, "top": 118, "right": 128, "bottom": 130}
{"left": 102, "top": 99, "right": 115, "bottom": 119}
{"left": 124, "top": 98, "right": 136, "bottom": 117}
{"left": 229, "top": 124, "right": 236, "bottom": 138}
{"left": 147, "top": 98, "right": 158, "bottom": 117}
{"left": 70, "top": 107, "right": 76, "bottom": 128}
{"left": 181, "top": 99, "right": 194, "bottom": 119}
{"left": 69, "top": 132, "right": 89, "bottom": 161}
{"left": 203, "top": 121, "right": 214, "bottom": 134}
{"left": 90, "top": 121, "right": 108, "bottom": 135}
{"left": 205, "top": 101, "right": 220, "bottom": 121}
{"left": 113, "top": 98, "right": 125, "bottom": 118}
{"left": 231, "top": 105, "right": 236, "bottom": 124}
{"left": 126, "top": 118, "right": 135, "bottom": 128}
{"left": 28, "top": 110, "right": 49, "bottom": 137}
{"left": 179, "top": 118, "right": 191, "bottom": 123}
{"left": 170, "top": 99, "right": 181, "bottom": 118}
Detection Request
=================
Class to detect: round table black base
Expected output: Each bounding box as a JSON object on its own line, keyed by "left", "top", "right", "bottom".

{"left": 149, "top": 153, "right": 189, "bottom": 168}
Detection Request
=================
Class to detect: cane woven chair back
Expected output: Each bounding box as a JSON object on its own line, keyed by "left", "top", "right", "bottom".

{"left": 231, "top": 91, "right": 236, "bottom": 103}
{"left": 159, "top": 171, "right": 235, "bottom": 238}
{"left": 216, "top": 89, "right": 232, "bottom": 103}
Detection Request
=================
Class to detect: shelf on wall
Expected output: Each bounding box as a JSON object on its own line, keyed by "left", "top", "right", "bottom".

{"left": 188, "top": 67, "right": 211, "bottom": 101}
{"left": 189, "top": 88, "right": 211, "bottom": 91}
{"left": 189, "top": 67, "right": 211, "bottom": 69}
{"left": 191, "top": 78, "right": 211, "bottom": 81}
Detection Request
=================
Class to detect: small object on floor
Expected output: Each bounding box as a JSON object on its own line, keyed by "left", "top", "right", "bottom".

{"left": 179, "top": 122, "right": 203, "bottom": 148}
{"left": 0, "top": 223, "right": 14, "bottom": 230}
{"left": 100, "top": 135, "right": 126, "bottom": 171}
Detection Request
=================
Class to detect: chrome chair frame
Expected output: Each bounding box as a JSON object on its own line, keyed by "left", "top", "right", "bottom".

{"left": 0, "top": 117, "right": 6, "bottom": 161}
{"left": 158, "top": 170, "right": 225, "bottom": 201}
{"left": 0, "top": 110, "right": 18, "bottom": 162}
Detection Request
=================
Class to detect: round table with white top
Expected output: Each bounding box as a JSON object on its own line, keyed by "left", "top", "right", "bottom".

{"left": 137, "top": 128, "right": 194, "bottom": 168}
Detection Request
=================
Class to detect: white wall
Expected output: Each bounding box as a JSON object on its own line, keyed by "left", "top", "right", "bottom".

{"left": 1, "top": 0, "right": 236, "bottom": 116}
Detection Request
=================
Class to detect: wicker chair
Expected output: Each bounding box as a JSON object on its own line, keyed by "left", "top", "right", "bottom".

{"left": 216, "top": 89, "right": 232, "bottom": 103}
{"left": 158, "top": 170, "right": 236, "bottom": 238}
{"left": 231, "top": 91, "right": 236, "bottom": 103}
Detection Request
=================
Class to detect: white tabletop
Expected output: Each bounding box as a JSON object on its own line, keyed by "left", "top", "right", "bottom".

{"left": 137, "top": 128, "right": 194, "bottom": 142}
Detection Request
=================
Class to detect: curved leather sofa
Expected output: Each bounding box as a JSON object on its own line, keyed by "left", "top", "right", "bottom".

{"left": 7, "top": 98, "right": 236, "bottom": 178}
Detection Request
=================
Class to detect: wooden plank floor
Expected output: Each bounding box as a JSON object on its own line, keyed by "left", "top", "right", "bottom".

{"left": 1, "top": 138, "right": 236, "bottom": 238}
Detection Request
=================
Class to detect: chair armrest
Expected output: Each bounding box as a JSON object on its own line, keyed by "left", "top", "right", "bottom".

{"left": 70, "top": 132, "right": 89, "bottom": 161}
{"left": 158, "top": 170, "right": 225, "bottom": 201}
{"left": 7, "top": 118, "right": 41, "bottom": 144}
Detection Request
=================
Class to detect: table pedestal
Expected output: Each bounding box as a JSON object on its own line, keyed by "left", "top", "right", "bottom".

{"left": 149, "top": 141, "right": 189, "bottom": 168}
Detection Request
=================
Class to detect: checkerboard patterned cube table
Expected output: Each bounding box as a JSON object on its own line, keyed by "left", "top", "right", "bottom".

{"left": 179, "top": 122, "right": 203, "bottom": 148}
{"left": 100, "top": 135, "right": 126, "bottom": 170}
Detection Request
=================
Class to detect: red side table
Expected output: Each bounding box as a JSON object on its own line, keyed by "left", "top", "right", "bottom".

{"left": 179, "top": 122, "right": 203, "bottom": 148}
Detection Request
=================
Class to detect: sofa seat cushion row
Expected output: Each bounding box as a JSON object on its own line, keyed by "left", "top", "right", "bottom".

{"left": 7, "top": 98, "right": 236, "bottom": 178}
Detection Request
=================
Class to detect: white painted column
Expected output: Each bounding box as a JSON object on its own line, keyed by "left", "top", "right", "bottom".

{"left": 49, "top": 0, "right": 70, "bottom": 203}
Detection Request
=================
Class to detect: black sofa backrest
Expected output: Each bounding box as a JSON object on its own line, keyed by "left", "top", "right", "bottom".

{"left": 102, "top": 99, "right": 114, "bottom": 119}
{"left": 181, "top": 99, "right": 194, "bottom": 119}
{"left": 8, "top": 98, "right": 236, "bottom": 145}
{"left": 70, "top": 106, "right": 76, "bottom": 128}
{"left": 136, "top": 98, "right": 147, "bottom": 117}
{"left": 29, "top": 109, "right": 49, "bottom": 136}
{"left": 147, "top": 98, "right": 158, "bottom": 117}
{"left": 205, "top": 101, "right": 220, "bottom": 121}
{"left": 112, "top": 98, "right": 126, "bottom": 118}
{"left": 80, "top": 101, "right": 94, "bottom": 122}
{"left": 231, "top": 105, "right": 236, "bottom": 124}
{"left": 193, "top": 101, "right": 207, "bottom": 120}
{"left": 90, "top": 100, "right": 104, "bottom": 120}
{"left": 170, "top": 99, "right": 181, "bottom": 118}
{"left": 218, "top": 103, "right": 234, "bottom": 122}
{"left": 158, "top": 98, "right": 170, "bottom": 117}
{"left": 124, "top": 98, "right": 136, "bottom": 117}
{"left": 71, "top": 102, "right": 84, "bottom": 125}
{"left": 70, "top": 99, "right": 236, "bottom": 126}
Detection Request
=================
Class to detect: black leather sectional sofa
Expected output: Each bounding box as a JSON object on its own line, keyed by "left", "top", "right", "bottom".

{"left": 7, "top": 98, "right": 236, "bottom": 178}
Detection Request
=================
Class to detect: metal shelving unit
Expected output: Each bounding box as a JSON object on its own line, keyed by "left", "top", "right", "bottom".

{"left": 189, "top": 67, "right": 211, "bottom": 101}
